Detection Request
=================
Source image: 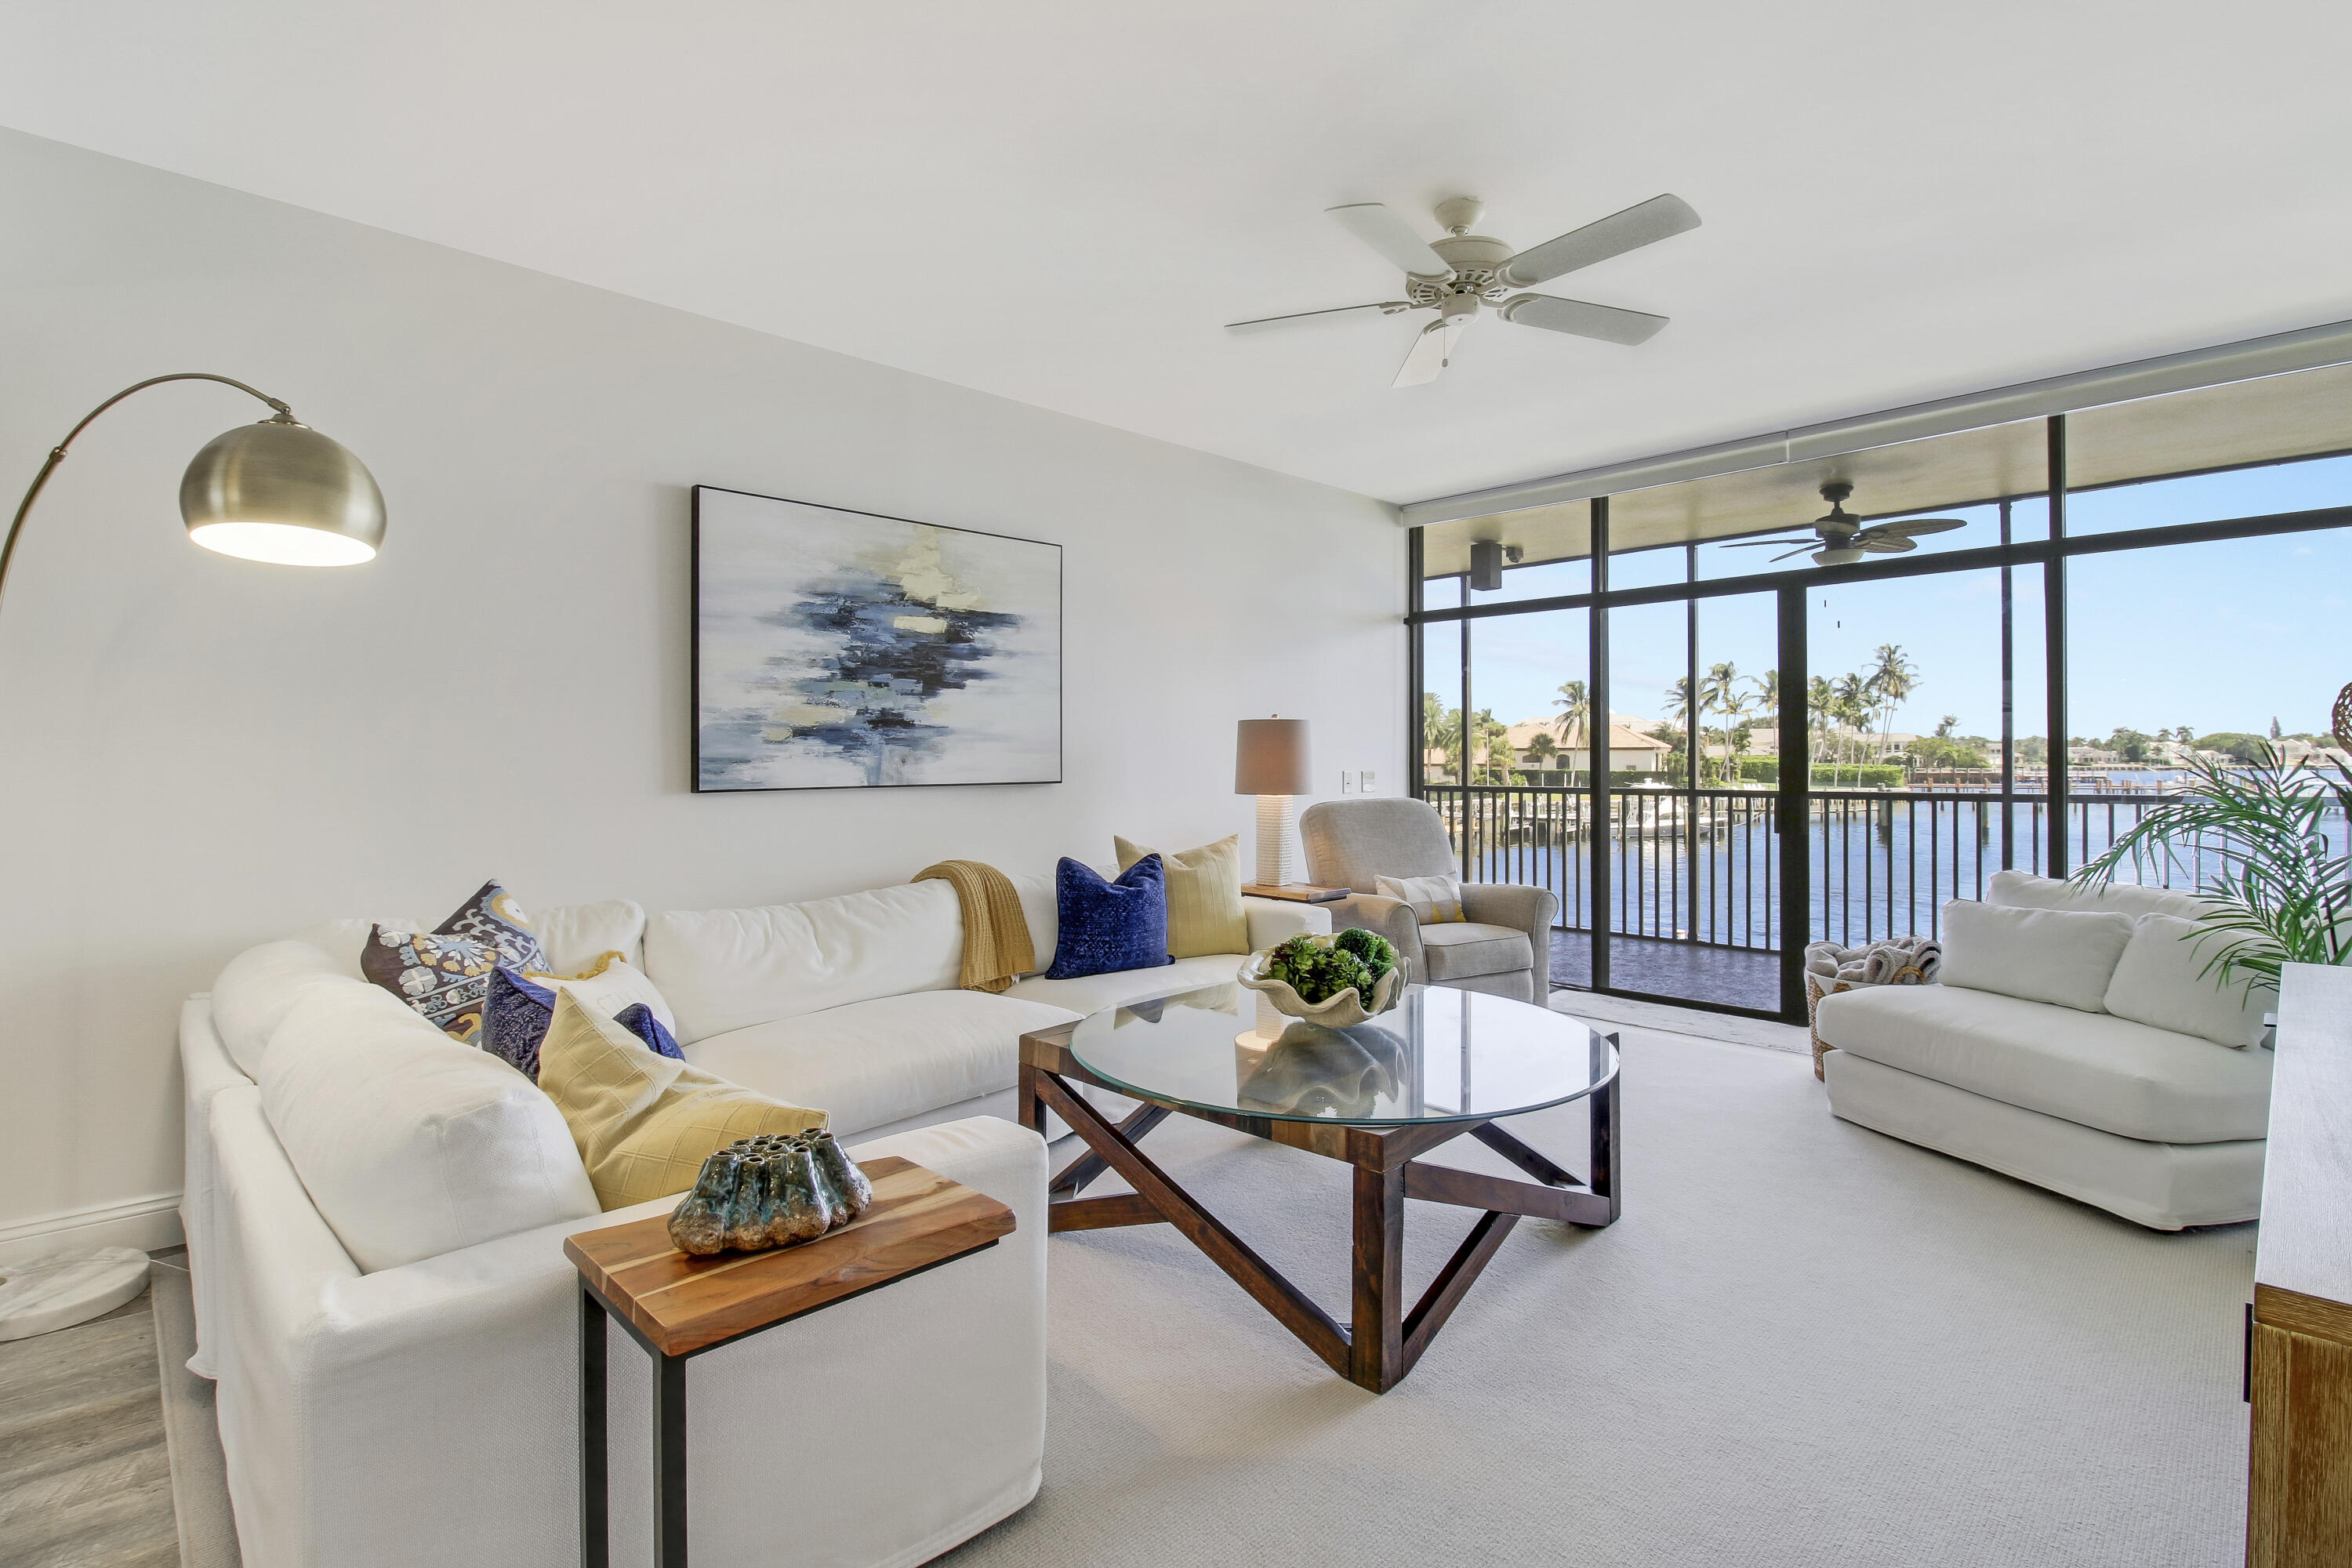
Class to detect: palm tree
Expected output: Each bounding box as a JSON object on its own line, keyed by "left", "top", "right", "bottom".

{"left": 1552, "top": 678, "right": 1590, "bottom": 745}
{"left": 1832, "top": 672, "right": 1870, "bottom": 784}
{"left": 1421, "top": 691, "right": 1463, "bottom": 782}
{"left": 1664, "top": 676, "right": 1697, "bottom": 785}
{"left": 1526, "top": 731, "right": 1559, "bottom": 776}
{"left": 1701, "top": 662, "right": 1740, "bottom": 783}
{"left": 1867, "top": 644, "right": 1919, "bottom": 764}
{"left": 1806, "top": 675, "right": 1836, "bottom": 777}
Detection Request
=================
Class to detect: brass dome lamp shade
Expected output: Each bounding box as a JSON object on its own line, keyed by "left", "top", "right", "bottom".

{"left": 2, "top": 372, "right": 385, "bottom": 607}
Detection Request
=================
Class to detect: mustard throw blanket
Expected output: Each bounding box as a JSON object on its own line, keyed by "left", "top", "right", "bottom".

{"left": 913, "top": 860, "right": 1037, "bottom": 994}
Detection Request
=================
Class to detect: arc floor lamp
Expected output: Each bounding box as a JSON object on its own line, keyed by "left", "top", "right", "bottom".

{"left": 0, "top": 373, "right": 386, "bottom": 1341}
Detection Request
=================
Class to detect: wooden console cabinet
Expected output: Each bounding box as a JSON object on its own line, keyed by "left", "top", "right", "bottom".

{"left": 2247, "top": 963, "right": 2352, "bottom": 1566}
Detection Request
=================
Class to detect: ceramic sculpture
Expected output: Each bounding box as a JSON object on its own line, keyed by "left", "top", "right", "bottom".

{"left": 668, "top": 1130, "right": 875, "bottom": 1256}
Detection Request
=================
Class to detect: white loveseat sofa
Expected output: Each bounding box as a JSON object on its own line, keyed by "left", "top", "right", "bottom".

{"left": 182, "top": 873, "right": 1323, "bottom": 1568}
{"left": 1817, "top": 871, "right": 2275, "bottom": 1230}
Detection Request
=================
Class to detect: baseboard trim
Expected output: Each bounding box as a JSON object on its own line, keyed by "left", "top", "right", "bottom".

{"left": 0, "top": 1191, "right": 185, "bottom": 1265}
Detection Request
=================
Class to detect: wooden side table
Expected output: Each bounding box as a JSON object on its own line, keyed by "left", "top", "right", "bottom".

{"left": 1240, "top": 882, "right": 1351, "bottom": 903}
{"left": 565, "top": 1156, "right": 1014, "bottom": 1568}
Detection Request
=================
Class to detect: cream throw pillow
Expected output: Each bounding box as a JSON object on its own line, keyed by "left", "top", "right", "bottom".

{"left": 1377, "top": 873, "right": 1466, "bottom": 924}
{"left": 527, "top": 950, "right": 678, "bottom": 1035}
{"left": 1116, "top": 834, "right": 1248, "bottom": 958}
{"left": 538, "top": 990, "right": 826, "bottom": 1209}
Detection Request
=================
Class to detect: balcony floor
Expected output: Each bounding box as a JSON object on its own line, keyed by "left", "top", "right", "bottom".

{"left": 1550, "top": 928, "right": 1783, "bottom": 1014}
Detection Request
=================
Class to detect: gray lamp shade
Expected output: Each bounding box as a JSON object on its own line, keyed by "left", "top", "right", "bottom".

{"left": 180, "top": 418, "right": 386, "bottom": 566}
{"left": 1235, "top": 718, "right": 1312, "bottom": 795}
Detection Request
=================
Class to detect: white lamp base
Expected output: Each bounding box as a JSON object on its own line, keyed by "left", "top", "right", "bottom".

{"left": 1254, "top": 793, "right": 1297, "bottom": 887}
{"left": 0, "top": 1247, "right": 152, "bottom": 1341}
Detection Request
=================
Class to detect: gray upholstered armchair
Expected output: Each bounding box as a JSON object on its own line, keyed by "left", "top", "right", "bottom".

{"left": 1298, "top": 797, "right": 1558, "bottom": 1004}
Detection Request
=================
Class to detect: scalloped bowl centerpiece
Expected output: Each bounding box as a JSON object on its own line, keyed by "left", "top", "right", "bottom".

{"left": 1237, "top": 928, "right": 1404, "bottom": 1029}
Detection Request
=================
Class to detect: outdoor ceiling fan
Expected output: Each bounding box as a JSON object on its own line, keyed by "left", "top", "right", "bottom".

{"left": 1720, "top": 481, "right": 1969, "bottom": 567}
{"left": 1224, "top": 192, "right": 1700, "bottom": 388}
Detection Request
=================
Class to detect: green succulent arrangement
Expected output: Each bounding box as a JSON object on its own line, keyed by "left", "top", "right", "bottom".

{"left": 1264, "top": 928, "right": 1399, "bottom": 1006}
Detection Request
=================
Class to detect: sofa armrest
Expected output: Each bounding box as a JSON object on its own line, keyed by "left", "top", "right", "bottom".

{"left": 1243, "top": 895, "right": 1332, "bottom": 949}
{"left": 1460, "top": 882, "right": 1557, "bottom": 956}
{"left": 211, "top": 1092, "right": 1048, "bottom": 1568}
{"left": 1323, "top": 895, "right": 1426, "bottom": 978}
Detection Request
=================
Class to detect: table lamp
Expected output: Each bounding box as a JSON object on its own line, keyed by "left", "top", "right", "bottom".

{"left": 1235, "top": 717, "right": 1312, "bottom": 887}
{"left": 0, "top": 372, "right": 385, "bottom": 1343}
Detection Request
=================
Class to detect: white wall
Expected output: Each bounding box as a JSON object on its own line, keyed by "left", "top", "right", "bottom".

{"left": 0, "top": 129, "right": 1404, "bottom": 1244}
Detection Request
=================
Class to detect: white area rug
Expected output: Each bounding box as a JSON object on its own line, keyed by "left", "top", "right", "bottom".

{"left": 149, "top": 1018, "right": 2252, "bottom": 1566}
{"left": 943, "top": 1018, "right": 2254, "bottom": 1567}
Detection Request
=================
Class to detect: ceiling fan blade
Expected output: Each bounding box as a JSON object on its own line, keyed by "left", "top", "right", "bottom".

{"left": 1873, "top": 517, "right": 1969, "bottom": 537}
{"left": 1721, "top": 535, "right": 1824, "bottom": 548}
{"left": 1225, "top": 302, "right": 1410, "bottom": 333}
{"left": 1857, "top": 533, "right": 1919, "bottom": 554}
{"left": 1327, "top": 202, "right": 1450, "bottom": 278}
{"left": 1499, "top": 194, "right": 1701, "bottom": 287}
{"left": 1771, "top": 544, "right": 1822, "bottom": 562}
{"left": 1392, "top": 316, "right": 1468, "bottom": 388}
{"left": 1497, "top": 292, "right": 1669, "bottom": 346}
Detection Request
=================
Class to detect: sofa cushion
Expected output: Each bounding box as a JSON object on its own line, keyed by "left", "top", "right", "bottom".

{"left": 528, "top": 951, "right": 678, "bottom": 1036}
{"left": 531, "top": 898, "right": 648, "bottom": 974}
{"left": 541, "top": 992, "right": 826, "bottom": 1208}
{"left": 2104, "top": 913, "right": 2277, "bottom": 1049}
{"left": 1987, "top": 869, "right": 2206, "bottom": 920}
{"left": 644, "top": 881, "right": 965, "bottom": 1044}
{"left": 1417, "top": 922, "right": 1532, "bottom": 982}
{"left": 211, "top": 941, "right": 357, "bottom": 1079}
{"left": 1815, "top": 982, "right": 2273, "bottom": 1142}
{"left": 1940, "top": 900, "right": 2134, "bottom": 1012}
{"left": 1004, "top": 953, "right": 1248, "bottom": 1018}
{"left": 258, "top": 980, "right": 599, "bottom": 1271}
{"left": 685, "top": 989, "right": 1081, "bottom": 1139}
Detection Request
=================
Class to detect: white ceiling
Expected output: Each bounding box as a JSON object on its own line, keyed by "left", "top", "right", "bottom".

{"left": 5, "top": 2, "right": 2350, "bottom": 506}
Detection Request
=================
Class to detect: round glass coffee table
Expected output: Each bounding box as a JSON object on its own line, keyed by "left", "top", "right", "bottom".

{"left": 1016, "top": 981, "right": 1619, "bottom": 1393}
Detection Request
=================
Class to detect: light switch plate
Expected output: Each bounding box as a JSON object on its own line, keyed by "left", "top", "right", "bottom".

{"left": 1340, "top": 771, "right": 1354, "bottom": 793}
{"left": 1359, "top": 771, "right": 1376, "bottom": 792}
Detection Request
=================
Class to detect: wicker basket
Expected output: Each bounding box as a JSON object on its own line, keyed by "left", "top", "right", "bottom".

{"left": 1804, "top": 938, "right": 1940, "bottom": 1080}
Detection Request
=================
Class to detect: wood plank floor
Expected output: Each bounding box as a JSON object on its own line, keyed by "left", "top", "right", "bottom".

{"left": 0, "top": 1251, "right": 181, "bottom": 1568}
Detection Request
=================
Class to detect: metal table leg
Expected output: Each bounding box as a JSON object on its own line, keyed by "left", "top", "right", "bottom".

{"left": 579, "top": 1284, "right": 608, "bottom": 1568}
{"left": 655, "top": 1348, "right": 688, "bottom": 1566}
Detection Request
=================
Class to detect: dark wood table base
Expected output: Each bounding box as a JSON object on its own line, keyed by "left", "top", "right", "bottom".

{"left": 1019, "top": 1024, "right": 1620, "bottom": 1394}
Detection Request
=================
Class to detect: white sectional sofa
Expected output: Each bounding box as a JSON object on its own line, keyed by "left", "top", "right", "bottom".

{"left": 1817, "top": 870, "right": 2275, "bottom": 1230}
{"left": 182, "top": 871, "right": 1324, "bottom": 1568}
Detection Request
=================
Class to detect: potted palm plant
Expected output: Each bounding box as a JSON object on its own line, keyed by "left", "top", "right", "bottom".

{"left": 2072, "top": 742, "right": 2352, "bottom": 994}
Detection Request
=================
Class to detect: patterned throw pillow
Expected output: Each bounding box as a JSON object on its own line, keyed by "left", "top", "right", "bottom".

{"left": 1043, "top": 855, "right": 1174, "bottom": 980}
{"left": 1377, "top": 873, "right": 1467, "bottom": 924}
{"left": 361, "top": 880, "right": 550, "bottom": 1045}
{"left": 482, "top": 967, "right": 681, "bottom": 1082}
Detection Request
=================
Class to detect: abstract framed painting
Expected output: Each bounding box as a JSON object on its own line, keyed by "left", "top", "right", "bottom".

{"left": 692, "top": 486, "right": 1062, "bottom": 791}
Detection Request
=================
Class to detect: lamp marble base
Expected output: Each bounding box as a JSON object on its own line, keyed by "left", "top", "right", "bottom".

{"left": 0, "top": 1247, "right": 152, "bottom": 1341}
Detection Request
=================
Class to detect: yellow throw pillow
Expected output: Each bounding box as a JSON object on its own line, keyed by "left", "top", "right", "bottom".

{"left": 1116, "top": 833, "right": 1249, "bottom": 959}
{"left": 537, "top": 990, "right": 826, "bottom": 1210}
{"left": 1377, "top": 873, "right": 1466, "bottom": 924}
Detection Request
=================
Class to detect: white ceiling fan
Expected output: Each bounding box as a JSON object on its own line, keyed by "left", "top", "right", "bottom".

{"left": 1225, "top": 192, "right": 1700, "bottom": 387}
{"left": 1719, "top": 481, "right": 1969, "bottom": 566}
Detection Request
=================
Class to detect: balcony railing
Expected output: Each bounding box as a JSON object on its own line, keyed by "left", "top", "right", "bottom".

{"left": 1420, "top": 782, "right": 2223, "bottom": 953}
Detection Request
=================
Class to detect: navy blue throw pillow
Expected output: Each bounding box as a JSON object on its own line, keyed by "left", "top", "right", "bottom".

{"left": 481, "top": 967, "right": 558, "bottom": 1080}
{"left": 481, "top": 967, "right": 684, "bottom": 1080}
{"left": 1044, "top": 855, "right": 1174, "bottom": 980}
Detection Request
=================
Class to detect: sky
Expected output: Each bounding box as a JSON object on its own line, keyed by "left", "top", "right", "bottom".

{"left": 1436, "top": 452, "right": 2352, "bottom": 743}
